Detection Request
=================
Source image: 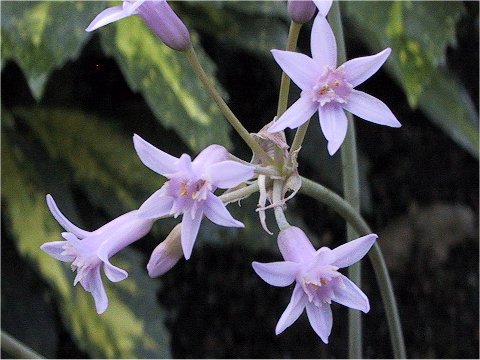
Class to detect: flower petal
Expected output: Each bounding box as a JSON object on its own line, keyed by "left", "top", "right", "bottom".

{"left": 271, "top": 50, "right": 319, "bottom": 91}
{"left": 86, "top": 5, "right": 131, "bottom": 32}
{"left": 330, "top": 233, "right": 377, "bottom": 268}
{"left": 40, "top": 241, "right": 75, "bottom": 262}
{"left": 46, "top": 195, "right": 90, "bottom": 238}
{"left": 81, "top": 267, "right": 109, "bottom": 314}
{"left": 122, "top": 0, "right": 147, "bottom": 14}
{"left": 181, "top": 213, "right": 203, "bottom": 260}
{"left": 207, "top": 161, "right": 254, "bottom": 189}
{"left": 133, "top": 134, "right": 179, "bottom": 176}
{"left": 103, "top": 261, "right": 128, "bottom": 283}
{"left": 318, "top": 103, "right": 348, "bottom": 155}
{"left": 343, "top": 90, "right": 401, "bottom": 127}
{"left": 306, "top": 302, "right": 333, "bottom": 343}
{"left": 277, "top": 226, "right": 316, "bottom": 263}
{"left": 333, "top": 275, "right": 370, "bottom": 313}
{"left": 313, "top": 0, "right": 333, "bottom": 16}
{"left": 276, "top": 283, "right": 308, "bottom": 335}
{"left": 203, "top": 193, "right": 244, "bottom": 228}
{"left": 311, "top": 15, "right": 337, "bottom": 68}
{"left": 138, "top": 189, "right": 174, "bottom": 219}
{"left": 252, "top": 261, "right": 300, "bottom": 287}
{"left": 268, "top": 96, "right": 318, "bottom": 133}
{"left": 343, "top": 48, "right": 391, "bottom": 87}
{"left": 97, "top": 245, "right": 128, "bottom": 283}
{"left": 192, "top": 144, "right": 228, "bottom": 170}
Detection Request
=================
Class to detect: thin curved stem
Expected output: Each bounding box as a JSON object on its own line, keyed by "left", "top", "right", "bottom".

{"left": 300, "top": 177, "right": 406, "bottom": 359}
{"left": 185, "top": 46, "right": 274, "bottom": 166}
{"left": 219, "top": 182, "right": 259, "bottom": 205}
{"left": 329, "top": 2, "right": 362, "bottom": 357}
{"left": 1, "top": 330, "right": 44, "bottom": 359}
{"left": 272, "top": 180, "right": 290, "bottom": 231}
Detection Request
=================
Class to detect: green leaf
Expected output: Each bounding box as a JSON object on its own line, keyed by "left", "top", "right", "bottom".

{"left": 417, "top": 70, "right": 479, "bottom": 159}
{"left": 343, "top": 1, "right": 478, "bottom": 158}
{"left": 343, "top": 1, "right": 464, "bottom": 107}
{"left": 180, "top": 2, "right": 288, "bottom": 57}
{"left": 1, "top": 1, "right": 105, "bottom": 100}
{"left": 2, "top": 133, "right": 171, "bottom": 358}
{"left": 12, "top": 107, "right": 162, "bottom": 213}
{"left": 98, "top": 15, "right": 232, "bottom": 152}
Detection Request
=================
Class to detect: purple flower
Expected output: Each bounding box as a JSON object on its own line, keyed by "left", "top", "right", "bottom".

{"left": 133, "top": 134, "right": 255, "bottom": 259}
{"left": 287, "top": 0, "right": 332, "bottom": 25}
{"left": 268, "top": 15, "right": 401, "bottom": 155}
{"left": 40, "top": 195, "right": 154, "bottom": 314}
{"left": 147, "top": 224, "right": 183, "bottom": 277}
{"left": 252, "top": 226, "right": 377, "bottom": 343}
{"left": 86, "top": 0, "right": 191, "bottom": 51}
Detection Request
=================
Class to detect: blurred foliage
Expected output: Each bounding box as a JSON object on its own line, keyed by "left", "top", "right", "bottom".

{"left": 1, "top": 1, "right": 106, "bottom": 100}
{"left": 344, "top": 1, "right": 479, "bottom": 158}
{"left": 1, "top": 0, "right": 478, "bottom": 358}
{"left": 100, "top": 16, "right": 232, "bottom": 152}
{"left": 2, "top": 129, "right": 171, "bottom": 358}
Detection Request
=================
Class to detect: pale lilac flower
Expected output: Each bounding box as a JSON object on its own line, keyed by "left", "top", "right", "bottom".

{"left": 288, "top": 0, "right": 332, "bottom": 24}
{"left": 147, "top": 223, "right": 183, "bottom": 277}
{"left": 252, "top": 226, "right": 377, "bottom": 343}
{"left": 40, "top": 195, "right": 154, "bottom": 314}
{"left": 268, "top": 15, "right": 401, "bottom": 155}
{"left": 134, "top": 134, "right": 254, "bottom": 260}
{"left": 86, "top": 0, "right": 191, "bottom": 51}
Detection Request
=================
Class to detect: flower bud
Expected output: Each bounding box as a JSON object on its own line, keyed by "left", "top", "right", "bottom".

{"left": 147, "top": 224, "right": 183, "bottom": 277}
{"left": 287, "top": 0, "right": 316, "bottom": 24}
{"left": 137, "top": 0, "right": 191, "bottom": 51}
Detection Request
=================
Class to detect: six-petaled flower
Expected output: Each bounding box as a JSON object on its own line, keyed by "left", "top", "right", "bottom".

{"left": 252, "top": 226, "right": 377, "bottom": 343}
{"left": 133, "top": 134, "right": 254, "bottom": 259}
{"left": 268, "top": 15, "right": 401, "bottom": 155}
{"left": 40, "top": 195, "right": 154, "bottom": 313}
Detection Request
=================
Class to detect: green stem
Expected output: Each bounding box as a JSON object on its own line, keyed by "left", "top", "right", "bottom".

{"left": 300, "top": 177, "right": 406, "bottom": 359}
{"left": 276, "top": 21, "right": 302, "bottom": 117}
{"left": 219, "top": 182, "right": 259, "bottom": 205}
{"left": 185, "top": 47, "right": 274, "bottom": 166}
{"left": 329, "top": 2, "right": 362, "bottom": 357}
{"left": 275, "top": 22, "right": 311, "bottom": 164}
{"left": 272, "top": 180, "right": 290, "bottom": 231}
{"left": 275, "top": 21, "right": 303, "bottom": 165}
{"left": 1, "top": 330, "right": 44, "bottom": 359}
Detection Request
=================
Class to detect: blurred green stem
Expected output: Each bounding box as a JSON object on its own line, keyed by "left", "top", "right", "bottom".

{"left": 300, "top": 177, "right": 406, "bottom": 359}
{"left": 329, "top": 2, "right": 363, "bottom": 357}
{"left": 185, "top": 47, "right": 274, "bottom": 166}
{"left": 1, "top": 330, "right": 44, "bottom": 359}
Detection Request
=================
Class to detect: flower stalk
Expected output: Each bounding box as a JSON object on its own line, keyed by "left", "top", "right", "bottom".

{"left": 272, "top": 179, "right": 290, "bottom": 231}
{"left": 184, "top": 46, "right": 274, "bottom": 166}
{"left": 328, "top": 2, "right": 363, "bottom": 357}
{"left": 299, "top": 176, "right": 406, "bottom": 358}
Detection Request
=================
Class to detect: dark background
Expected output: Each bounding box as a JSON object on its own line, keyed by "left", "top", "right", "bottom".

{"left": 2, "top": 1, "right": 478, "bottom": 358}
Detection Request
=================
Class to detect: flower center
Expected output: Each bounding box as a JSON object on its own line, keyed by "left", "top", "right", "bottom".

{"left": 61, "top": 242, "right": 100, "bottom": 285}
{"left": 301, "top": 265, "right": 342, "bottom": 306}
{"left": 307, "top": 66, "right": 353, "bottom": 106}
{"left": 166, "top": 177, "right": 213, "bottom": 218}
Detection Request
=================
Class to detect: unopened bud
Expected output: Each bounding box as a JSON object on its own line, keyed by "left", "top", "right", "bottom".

{"left": 137, "top": 0, "right": 191, "bottom": 51}
{"left": 287, "top": 0, "right": 316, "bottom": 24}
{"left": 147, "top": 224, "right": 183, "bottom": 277}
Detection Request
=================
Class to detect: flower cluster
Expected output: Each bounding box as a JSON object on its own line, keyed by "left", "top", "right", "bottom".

{"left": 40, "top": 0, "right": 400, "bottom": 346}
